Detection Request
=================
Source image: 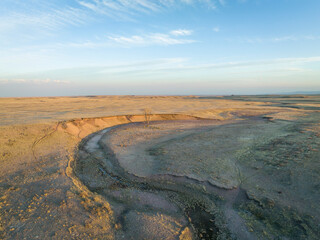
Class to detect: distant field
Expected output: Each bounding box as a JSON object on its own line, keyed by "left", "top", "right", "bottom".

{"left": 1, "top": 95, "right": 316, "bottom": 125}
{"left": 0, "top": 95, "right": 319, "bottom": 239}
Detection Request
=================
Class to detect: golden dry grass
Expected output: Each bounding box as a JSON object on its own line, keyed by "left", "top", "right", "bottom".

{"left": 0, "top": 95, "right": 319, "bottom": 239}
{"left": 0, "top": 95, "right": 295, "bottom": 126}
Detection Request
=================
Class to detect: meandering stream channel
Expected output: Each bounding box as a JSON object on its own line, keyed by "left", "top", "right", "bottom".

{"left": 73, "top": 117, "right": 320, "bottom": 239}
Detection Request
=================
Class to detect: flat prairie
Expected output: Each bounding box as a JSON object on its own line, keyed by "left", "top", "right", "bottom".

{"left": 0, "top": 95, "right": 319, "bottom": 239}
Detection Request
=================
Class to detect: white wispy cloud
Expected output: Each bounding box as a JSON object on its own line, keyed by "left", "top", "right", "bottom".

{"left": 58, "top": 29, "right": 195, "bottom": 48}
{"left": 271, "top": 36, "right": 297, "bottom": 42}
{"left": 233, "top": 35, "right": 320, "bottom": 44}
{"left": 0, "top": 5, "right": 87, "bottom": 33}
{"left": 90, "top": 56, "right": 320, "bottom": 79}
{"left": 271, "top": 35, "right": 320, "bottom": 42}
{"left": 0, "top": 0, "right": 223, "bottom": 37}
{"left": 96, "top": 56, "right": 320, "bottom": 76}
{"left": 0, "top": 78, "right": 70, "bottom": 85}
{"left": 77, "top": 0, "right": 160, "bottom": 20}
{"left": 170, "top": 29, "right": 193, "bottom": 36}
{"left": 97, "top": 58, "right": 188, "bottom": 73}
{"left": 54, "top": 32, "right": 195, "bottom": 48}
{"left": 78, "top": 0, "right": 223, "bottom": 18}
{"left": 1, "top": 56, "right": 319, "bottom": 90}
{"left": 108, "top": 31, "right": 196, "bottom": 46}
{"left": 169, "top": 56, "right": 320, "bottom": 72}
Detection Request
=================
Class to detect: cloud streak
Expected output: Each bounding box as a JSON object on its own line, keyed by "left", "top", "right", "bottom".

{"left": 78, "top": 0, "right": 222, "bottom": 18}
{"left": 98, "top": 56, "right": 320, "bottom": 78}
{"left": 170, "top": 29, "right": 193, "bottom": 36}
{"left": 107, "top": 30, "right": 196, "bottom": 46}
{"left": 233, "top": 35, "right": 320, "bottom": 44}
{"left": 3, "top": 56, "right": 319, "bottom": 82}
{"left": 0, "top": 78, "right": 70, "bottom": 85}
{"left": 0, "top": 3, "right": 88, "bottom": 33}
{"left": 0, "top": 0, "right": 222, "bottom": 38}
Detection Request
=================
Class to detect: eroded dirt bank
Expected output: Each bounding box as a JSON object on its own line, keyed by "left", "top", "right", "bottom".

{"left": 1, "top": 95, "right": 320, "bottom": 239}
{"left": 0, "top": 114, "right": 222, "bottom": 239}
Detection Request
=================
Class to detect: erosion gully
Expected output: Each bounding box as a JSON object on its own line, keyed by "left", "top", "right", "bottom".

{"left": 74, "top": 120, "right": 257, "bottom": 240}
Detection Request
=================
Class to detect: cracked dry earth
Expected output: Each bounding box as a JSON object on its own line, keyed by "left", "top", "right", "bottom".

{"left": 75, "top": 115, "right": 320, "bottom": 239}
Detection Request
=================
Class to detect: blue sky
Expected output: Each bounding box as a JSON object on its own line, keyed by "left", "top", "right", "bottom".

{"left": 0, "top": 0, "right": 320, "bottom": 96}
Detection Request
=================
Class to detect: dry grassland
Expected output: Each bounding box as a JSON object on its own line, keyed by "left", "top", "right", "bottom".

{"left": 0, "top": 95, "right": 319, "bottom": 239}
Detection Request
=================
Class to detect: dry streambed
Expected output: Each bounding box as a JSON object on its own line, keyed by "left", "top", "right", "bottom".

{"left": 74, "top": 113, "right": 320, "bottom": 239}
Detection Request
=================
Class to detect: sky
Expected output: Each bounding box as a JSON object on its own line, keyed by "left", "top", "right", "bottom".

{"left": 0, "top": 0, "right": 320, "bottom": 96}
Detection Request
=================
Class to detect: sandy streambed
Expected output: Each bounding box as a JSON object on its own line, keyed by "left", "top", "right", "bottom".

{"left": 75, "top": 119, "right": 247, "bottom": 239}
{"left": 74, "top": 115, "right": 320, "bottom": 239}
